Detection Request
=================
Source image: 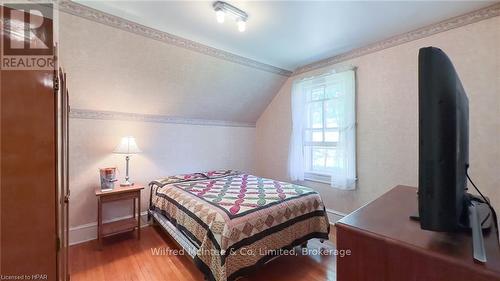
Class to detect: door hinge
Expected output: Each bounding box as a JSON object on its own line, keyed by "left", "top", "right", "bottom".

{"left": 54, "top": 75, "right": 59, "bottom": 92}
{"left": 56, "top": 237, "right": 61, "bottom": 252}
{"left": 64, "top": 189, "right": 70, "bottom": 203}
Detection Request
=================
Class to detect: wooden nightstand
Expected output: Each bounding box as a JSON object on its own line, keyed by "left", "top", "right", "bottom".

{"left": 95, "top": 185, "right": 144, "bottom": 249}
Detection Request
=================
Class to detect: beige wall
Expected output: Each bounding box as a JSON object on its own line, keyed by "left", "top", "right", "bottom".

{"left": 59, "top": 12, "right": 286, "bottom": 123}
{"left": 256, "top": 16, "right": 500, "bottom": 215}
{"left": 69, "top": 118, "right": 255, "bottom": 227}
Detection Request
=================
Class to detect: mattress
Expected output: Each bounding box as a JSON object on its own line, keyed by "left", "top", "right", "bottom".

{"left": 149, "top": 171, "right": 330, "bottom": 281}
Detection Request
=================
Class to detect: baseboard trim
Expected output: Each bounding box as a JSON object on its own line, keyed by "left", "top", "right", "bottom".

{"left": 69, "top": 211, "right": 150, "bottom": 246}
{"left": 325, "top": 208, "right": 347, "bottom": 224}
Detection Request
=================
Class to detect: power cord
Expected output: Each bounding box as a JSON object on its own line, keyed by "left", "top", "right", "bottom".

{"left": 466, "top": 166, "right": 499, "bottom": 245}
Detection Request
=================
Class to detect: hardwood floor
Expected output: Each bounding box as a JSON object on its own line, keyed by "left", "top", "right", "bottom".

{"left": 70, "top": 225, "right": 337, "bottom": 281}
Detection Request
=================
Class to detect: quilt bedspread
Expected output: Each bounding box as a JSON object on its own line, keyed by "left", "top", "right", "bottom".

{"left": 150, "top": 173, "right": 330, "bottom": 281}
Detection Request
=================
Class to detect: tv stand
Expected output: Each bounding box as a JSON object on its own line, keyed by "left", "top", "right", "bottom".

{"left": 468, "top": 198, "right": 493, "bottom": 263}
{"left": 337, "top": 186, "right": 500, "bottom": 281}
{"left": 409, "top": 193, "right": 493, "bottom": 263}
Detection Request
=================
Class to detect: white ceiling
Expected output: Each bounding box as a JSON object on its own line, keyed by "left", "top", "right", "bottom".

{"left": 76, "top": 0, "right": 494, "bottom": 71}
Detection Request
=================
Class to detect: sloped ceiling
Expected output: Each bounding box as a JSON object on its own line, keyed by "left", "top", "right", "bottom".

{"left": 59, "top": 10, "right": 287, "bottom": 124}
{"left": 59, "top": 1, "right": 496, "bottom": 125}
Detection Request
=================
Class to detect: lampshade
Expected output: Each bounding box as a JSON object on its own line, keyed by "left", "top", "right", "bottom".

{"left": 113, "top": 136, "right": 141, "bottom": 154}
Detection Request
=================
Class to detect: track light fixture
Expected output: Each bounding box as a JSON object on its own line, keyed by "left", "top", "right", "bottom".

{"left": 213, "top": 1, "right": 248, "bottom": 32}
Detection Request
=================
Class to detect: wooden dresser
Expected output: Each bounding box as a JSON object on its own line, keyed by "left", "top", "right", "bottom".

{"left": 336, "top": 185, "right": 500, "bottom": 281}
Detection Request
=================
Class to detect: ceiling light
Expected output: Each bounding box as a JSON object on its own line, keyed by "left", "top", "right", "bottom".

{"left": 237, "top": 19, "right": 246, "bottom": 32}
{"left": 215, "top": 10, "right": 225, "bottom": 23}
{"left": 212, "top": 1, "right": 248, "bottom": 32}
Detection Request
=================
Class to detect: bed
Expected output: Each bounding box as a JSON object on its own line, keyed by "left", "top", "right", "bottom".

{"left": 148, "top": 170, "right": 330, "bottom": 281}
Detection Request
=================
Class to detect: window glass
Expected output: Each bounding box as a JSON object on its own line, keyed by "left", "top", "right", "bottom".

{"left": 325, "top": 148, "right": 336, "bottom": 169}
{"left": 325, "top": 87, "right": 339, "bottom": 99}
{"left": 312, "top": 148, "right": 326, "bottom": 170}
{"left": 310, "top": 147, "right": 337, "bottom": 172}
{"left": 324, "top": 100, "right": 337, "bottom": 128}
{"left": 324, "top": 130, "right": 339, "bottom": 142}
{"left": 309, "top": 102, "right": 323, "bottom": 128}
{"left": 311, "top": 87, "right": 325, "bottom": 101}
{"left": 312, "top": 131, "right": 322, "bottom": 142}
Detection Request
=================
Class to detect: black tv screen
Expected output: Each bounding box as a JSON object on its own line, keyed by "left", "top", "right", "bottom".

{"left": 418, "top": 47, "right": 469, "bottom": 232}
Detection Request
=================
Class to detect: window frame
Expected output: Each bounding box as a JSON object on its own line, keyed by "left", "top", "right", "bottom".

{"left": 302, "top": 85, "right": 340, "bottom": 178}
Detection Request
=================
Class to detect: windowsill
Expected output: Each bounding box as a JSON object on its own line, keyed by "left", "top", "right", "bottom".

{"left": 304, "top": 178, "right": 331, "bottom": 185}
{"left": 304, "top": 172, "right": 331, "bottom": 184}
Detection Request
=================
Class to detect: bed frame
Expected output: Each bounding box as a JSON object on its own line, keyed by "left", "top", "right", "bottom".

{"left": 149, "top": 209, "right": 198, "bottom": 258}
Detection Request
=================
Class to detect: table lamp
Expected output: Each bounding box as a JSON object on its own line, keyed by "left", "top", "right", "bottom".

{"left": 113, "top": 136, "right": 141, "bottom": 186}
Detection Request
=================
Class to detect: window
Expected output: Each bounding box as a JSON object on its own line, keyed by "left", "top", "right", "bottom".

{"left": 289, "top": 70, "right": 356, "bottom": 190}
{"left": 304, "top": 84, "right": 340, "bottom": 175}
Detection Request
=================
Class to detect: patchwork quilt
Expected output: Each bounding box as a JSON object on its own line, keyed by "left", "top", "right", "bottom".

{"left": 149, "top": 171, "right": 330, "bottom": 281}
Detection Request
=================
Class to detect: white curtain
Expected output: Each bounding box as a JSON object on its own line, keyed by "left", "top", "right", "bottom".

{"left": 288, "top": 81, "right": 306, "bottom": 181}
{"left": 288, "top": 69, "right": 356, "bottom": 190}
{"left": 331, "top": 70, "right": 356, "bottom": 190}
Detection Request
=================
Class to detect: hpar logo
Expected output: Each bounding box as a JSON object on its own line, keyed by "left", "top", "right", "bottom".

{"left": 1, "top": 2, "right": 54, "bottom": 70}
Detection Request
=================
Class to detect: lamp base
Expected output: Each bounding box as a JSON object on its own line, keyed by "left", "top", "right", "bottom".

{"left": 120, "top": 180, "right": 134, "bottom": 187}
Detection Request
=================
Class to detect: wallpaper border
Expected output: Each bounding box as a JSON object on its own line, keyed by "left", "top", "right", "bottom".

{"left": 57, "top": 0, "right": 292, "bottom": 77}
{"left": 69, "top": 108, "right": 256, "bottom": 128}
{"left": 293, "top": 3, "right": 500, "bottom": 75}
{"left": 56, "top": 1, "right": 499, "bottom": 77}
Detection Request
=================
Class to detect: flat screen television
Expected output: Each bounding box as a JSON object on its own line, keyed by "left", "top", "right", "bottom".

{"left": 418, "top": 46, "right": 469, "bottom": 232}
{"left": 417, "top": 46, "right": 496, "bottom": 262}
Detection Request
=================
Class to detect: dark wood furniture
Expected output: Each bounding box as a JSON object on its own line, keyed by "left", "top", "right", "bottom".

{"left": 336, "top": 185, "right": 500, "bottom": 281}
{"left": 95, "top": 185, "right": 144, "bottom": 249}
